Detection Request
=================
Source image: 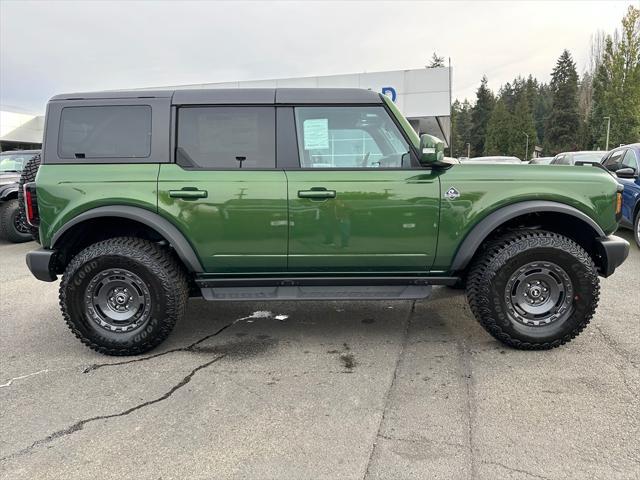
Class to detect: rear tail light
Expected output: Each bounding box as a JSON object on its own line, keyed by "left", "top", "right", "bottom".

{"left": 23, "top": 182, "right": 39, "bottom": 227}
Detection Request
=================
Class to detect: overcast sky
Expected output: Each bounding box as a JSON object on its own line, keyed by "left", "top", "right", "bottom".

{"left": 0, "top": 0, "right": 634, "bottom": 113}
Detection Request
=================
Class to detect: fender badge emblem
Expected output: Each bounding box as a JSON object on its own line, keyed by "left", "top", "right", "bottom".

{"left": 445, "top": 187, "right": 460, "bottom": 200}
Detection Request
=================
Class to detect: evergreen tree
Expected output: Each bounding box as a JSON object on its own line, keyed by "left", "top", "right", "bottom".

{"left": 590, "top": 5, "right": 640, "bottom": 148}
{"left": 428, "top": 53, "right": 445, "bottom": 68}
{"left": 534, "top": 83, "right": 552, "bottom": 146}
{"left": 524, "top": 75, "right": 539, "bottom": 112}
{"left": 485, "top": 99, "right": 514, "bottom": 155}
{"left": 500, "top": 82, "right": 516, "bottom": 112}
{"left": 470, "top": 76, "right": 495, "bottom": 156}
{"left": 450, "top": 99, "right": 472, "bottom": 157}
{"left": 448, "top": 100, "right": 460, "bottom": 157}
{"left": 545, "top": 50, "right": 581, "bottom": 153}
{"left": 512, "top": 95, "right": 538, "bottom": 160}
{"left": 578, "top": 72, "right": 595, "bottom": 148}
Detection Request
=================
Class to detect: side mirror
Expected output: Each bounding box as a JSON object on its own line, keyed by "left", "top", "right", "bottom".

{"left": 615, "top": 167, "right": 637, "bottom": 179}
{"left": 419, "top": 134, "right": 445, "bottom": 165}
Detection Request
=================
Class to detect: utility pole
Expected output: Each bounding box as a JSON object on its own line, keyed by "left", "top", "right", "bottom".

{"left": 466, "top": 143, "right": 471, "bottom": 159}
{"left": 522, "top": 132, "right": 529, "bottom": 161}
{"left": 603, "top": 116, "right": 611, "bottom": 150}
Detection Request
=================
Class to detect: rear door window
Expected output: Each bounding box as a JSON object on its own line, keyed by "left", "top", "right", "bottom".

{"left": 176, "top": 107, "right": 275, "bottom": 169}
{"left": 58, "top": 105, "right": 151, "bottom": 159}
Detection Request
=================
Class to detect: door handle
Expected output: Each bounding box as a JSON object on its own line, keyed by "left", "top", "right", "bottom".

{"left": 169, "top": 188, "right": 208, "bottom": 199}
{"left": 298, "top": 189, "right": 336, "bottom": 199}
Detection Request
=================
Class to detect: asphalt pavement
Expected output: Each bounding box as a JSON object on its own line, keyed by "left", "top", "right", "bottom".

{"left": 1, "top": 231, "right": 638, "bottom": 480}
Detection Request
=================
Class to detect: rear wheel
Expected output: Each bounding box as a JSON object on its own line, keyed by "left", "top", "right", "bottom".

{"left": 0, "top": 199, "right": 32, "bottom": 243}
{"left": 60, "top": 237, "right": 188, "bottom": 355}
{"left": 466, "top": 230, "right": 599, "bottom": 350}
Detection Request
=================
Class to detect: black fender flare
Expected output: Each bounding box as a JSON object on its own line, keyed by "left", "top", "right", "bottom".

{"left": 51, "top": 205, "right": 204, "bottom": 272}
{"left": 0, "top": 184, "right": 18, "bottom": 201}
{"left": 450, "top": 200, "right": 606, "bottom": 272}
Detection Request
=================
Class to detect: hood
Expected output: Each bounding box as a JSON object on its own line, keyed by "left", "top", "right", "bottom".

{"left": 0, "top": 172, "right": 20, "bottom": 186}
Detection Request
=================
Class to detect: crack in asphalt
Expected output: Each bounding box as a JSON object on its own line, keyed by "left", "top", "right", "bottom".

{"left": 362, "top": 300, "right": 415, "bottom": 480}
{"left": 83, "top": 320, "right": 237, "bottom": 373}
{"left": 593, "top": 324, "right": 638, "bottom": 399}
{"left": 593, "top": 324, "right": 638, "bottom": 367}
{"left": 481, "top": 460, "right": 554, "bottom": 480}
{"left": 0, "top": 369, "right": 49, "bottom": 388}
{"left": 83, "top": 311, "right": 288, "bottom": 374}
{"left": 1, "top": 355, "right": 225, "bottom": 463}
{"left": 458, "top": 337, "right": 478, "bottom": 480}
{"left": 377, "top": 434, "right": 465, "bottom": 450}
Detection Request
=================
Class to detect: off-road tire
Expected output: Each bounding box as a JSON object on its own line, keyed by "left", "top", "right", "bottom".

{"left": 466, "top": 230, "right": 599, "bottom": 350}
{"left": 0, "top": 199, "right": 32, "bottom": 243}
{"left": 634, "top": 210, "right": 640, "bottom": 248}
{"left": 60, "top": 237, "right": 188, "bottom": 356}
{"left": 17, "top": 154, "right": 41, "bottom": 243}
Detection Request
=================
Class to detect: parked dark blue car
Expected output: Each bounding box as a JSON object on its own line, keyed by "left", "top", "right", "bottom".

{"left": 602, "top": 143, "right": 640, "bottom": 247}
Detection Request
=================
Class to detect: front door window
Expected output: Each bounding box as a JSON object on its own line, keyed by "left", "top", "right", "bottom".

{"left": 294, "top": 106, "right": 412, "bottom": 169}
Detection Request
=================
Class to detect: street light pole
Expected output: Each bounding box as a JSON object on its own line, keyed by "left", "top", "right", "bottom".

{"left": 466, "top": 142, "right": 470, "bottom": 159}
{"left": 603, "top": 116, "right": 611, "bottom": 150}
{"left": 522, "top": 132, "right": 529, "bottom": 161}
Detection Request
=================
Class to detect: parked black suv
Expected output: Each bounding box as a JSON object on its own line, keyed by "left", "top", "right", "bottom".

{"left": 0, "top": 150, "right": 40, "bottom": 242}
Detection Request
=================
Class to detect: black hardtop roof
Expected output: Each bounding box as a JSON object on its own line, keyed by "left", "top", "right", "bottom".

{"left": 49, "top": 88, "right": 384, "bottom": 105}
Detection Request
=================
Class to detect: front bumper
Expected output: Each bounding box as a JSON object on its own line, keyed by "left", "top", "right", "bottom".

{"left": 25, "top": 248, "right": 58, "bottom": 282}
{"left": 595, "top": 235, "right": 630, "bottom": 277}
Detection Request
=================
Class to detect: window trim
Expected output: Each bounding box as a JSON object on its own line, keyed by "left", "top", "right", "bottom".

{"left": 57, "top": 104, "right": 153, "bottom": 160}
{"left": 174, "top": 104, "right": 277, "bottom": 171}
{"left": 289, "top": 104, "right": 421, "bottom": 171}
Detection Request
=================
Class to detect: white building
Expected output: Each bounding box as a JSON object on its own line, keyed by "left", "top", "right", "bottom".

{"left": 0, "top": 109, "right": 45, "bottom": 151}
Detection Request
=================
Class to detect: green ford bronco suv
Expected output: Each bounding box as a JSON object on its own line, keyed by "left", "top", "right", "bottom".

{"left": 24, "top": 88, "right": 629, "bottom": 356}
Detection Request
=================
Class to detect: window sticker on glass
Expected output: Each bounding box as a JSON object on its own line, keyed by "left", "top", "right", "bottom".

{"left": 303, "top": 118, "right": 329, "bottom": 150}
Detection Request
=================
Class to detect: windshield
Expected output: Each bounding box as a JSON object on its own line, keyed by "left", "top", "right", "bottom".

{"left": 465, "top": 156, "right": 522, "bottom": 164}
{"left": 0, "top": 153, "right": 33, "bottom": 173}
{"left": 573, "top": 152, "right": 605, "bottom": 163}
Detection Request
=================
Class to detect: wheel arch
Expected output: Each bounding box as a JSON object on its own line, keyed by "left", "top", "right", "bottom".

{"left": 51, "top": 205, "right": 204, "bottom": 273}
{"left": 0, "top": 185, "right": 18, "bottom": 201}
{"left": 450, "top": 201, "right": 606, "bottom": 273}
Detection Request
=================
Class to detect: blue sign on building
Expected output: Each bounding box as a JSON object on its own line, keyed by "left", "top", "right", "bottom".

{"left": 381, "top": 86, "right": 397, "bottom": 102}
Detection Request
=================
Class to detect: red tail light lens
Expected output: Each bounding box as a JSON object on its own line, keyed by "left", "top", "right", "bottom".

{"left": 23, "top": 182, "right": 39, "bottom": 226}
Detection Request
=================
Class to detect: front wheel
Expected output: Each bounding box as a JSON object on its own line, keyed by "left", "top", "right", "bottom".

{"left": 634, "top": 211, "right": 640, "bottom": 248}
{"left": 466, "top": 230, "right": 599, "bottom": 350}
{"left": 60, "top": 237, "right": 188, "bottom": 355}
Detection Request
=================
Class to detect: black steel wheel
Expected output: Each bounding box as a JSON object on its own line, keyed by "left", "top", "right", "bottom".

{"left": 60, "top": 237, "right": 188, "bottom": 355}
{"left": 466, "top": 230, "right": 599, "bottom": 350}
{"left": 85, "top": 268, "right": 152, "bottom": 333}
{"left": 505, "top": 261, "right": 573, "bottom": 327}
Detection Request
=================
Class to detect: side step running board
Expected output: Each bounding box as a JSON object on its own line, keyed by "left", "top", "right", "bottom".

{"left": 200, "top": 284, "right": 432, "bottom": 301}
